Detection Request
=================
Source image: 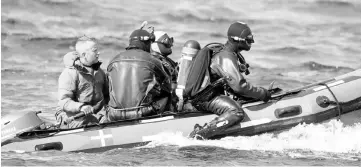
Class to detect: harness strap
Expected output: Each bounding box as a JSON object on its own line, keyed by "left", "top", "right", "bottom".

{"left": 190, "top": 78, "right": 226, "bottom": 104}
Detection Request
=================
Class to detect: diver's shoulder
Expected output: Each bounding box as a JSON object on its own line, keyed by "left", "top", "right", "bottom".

{"left": 213, "top": 49, "right": 235, "bottom": 59}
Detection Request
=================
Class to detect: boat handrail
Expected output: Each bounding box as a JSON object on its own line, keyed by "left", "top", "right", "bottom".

{"left": 15, "top": 111, "right": 213, "bottom": 138}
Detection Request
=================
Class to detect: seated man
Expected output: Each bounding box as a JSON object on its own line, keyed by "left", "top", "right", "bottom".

{"left": 56, "top": 36, "right": 109, "bottom": 128}
{"left": 151, "top": 31, "right": 178, "bottom": 87}
{"left": 151, "top": 31, "right": 178, "bottom": 111}
{"left": 189, "top": 22, "right": 271, "bottom": 139}
{"left": 104, "top": 23, "right": 171, "bottom": 122}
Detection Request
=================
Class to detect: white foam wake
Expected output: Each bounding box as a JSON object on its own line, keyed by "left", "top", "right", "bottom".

{"left": 143, "top": 120, "right": 361, "bottom": 154}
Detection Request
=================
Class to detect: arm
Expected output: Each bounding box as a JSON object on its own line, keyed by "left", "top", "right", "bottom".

{"left": 162, "top": 57, "right": 178, "bottom": 90}
{"left": 57, "top": 68, "right": 84, "bottom": 113}
{"left": 211, "top": 53, "right": 268, "bottom": 100}
{"left": 103, "top": 72, "right": 110, "bottom": 104}
{"left": 154, "top": 60, "right": 172, "bottom": 94}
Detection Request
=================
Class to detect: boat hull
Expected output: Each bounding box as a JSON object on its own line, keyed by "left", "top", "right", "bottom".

{"left": 2, "top": 113, "right": 217, "bottom": 152}
{"left": 2, "top": 69, "right": 361, "bottom": 152}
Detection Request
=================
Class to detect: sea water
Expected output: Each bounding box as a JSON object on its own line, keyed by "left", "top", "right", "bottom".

{"left": 1, "top": 0, "right": 361, "bottom": 166}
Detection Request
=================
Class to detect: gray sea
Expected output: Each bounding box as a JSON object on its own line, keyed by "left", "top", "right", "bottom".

{"left": 1, "top": 0, "right": 361, "bottom": 166}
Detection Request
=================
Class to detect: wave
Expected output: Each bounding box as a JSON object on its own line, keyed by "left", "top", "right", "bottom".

{"left": 160, "top": 0, "right": 252, "bottom": 24}
{"left": 272, "top": 61, "right": 354, "bottom": 83}
{"left": 269, "top": 46, "right": 313, "bottom": 56}
{"left": 1, "top": 16, "right": 38, "bottom": 36}
{"left": 162, "top": 13, "right": 230, "bottom": 24}
{"left": 1, "top": 68, "right": 27, "bottom": 73}
{"left": 274, "top": 0, "right": 361, "bottom": 7}
{"left": 315, "top": 0, "right": 359, "bottom": 7}
{"left": 37, "top": 0, "right": 76, "bottom": 5}
{"left": 2, "top": 17, "right": 33, "bottom": 27}
{"left": 162, "top": 12, "right": 264, "bottom": 26}
{"left": 144, "top": 119, "right": 361, "bottom": 155}
{"left": 290, "top": 0, "right": 361, "bottom": 19}
{"left": 301, "top": 61, "right": 354, "bottom": 72}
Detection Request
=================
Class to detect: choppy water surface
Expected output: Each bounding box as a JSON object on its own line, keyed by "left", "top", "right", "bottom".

{"left": 2, "top": 0, "right": 361, "bottom": 166}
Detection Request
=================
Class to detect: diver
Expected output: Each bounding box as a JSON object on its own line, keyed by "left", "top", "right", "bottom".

{"left": 151, "top": 31, "right": 178, "bottom": 91}
{"left": 103, "top": 22, "right": 172, "bottom": 122}
{"left": 188, "top": 22, "right": 272, "bottom": 139}
{"left": 151, "top": 31, "right": 178, "bottom": 112}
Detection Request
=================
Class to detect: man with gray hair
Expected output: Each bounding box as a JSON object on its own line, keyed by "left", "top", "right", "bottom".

{"left": 56, "top": 36, "right": 109, "bottom": 128}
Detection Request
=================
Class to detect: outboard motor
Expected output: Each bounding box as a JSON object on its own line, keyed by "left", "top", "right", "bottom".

{"left": 176, "top": 40, "right": 201, "bottom": 111}
{"left": 2, "top": 111, "right": 44, "bottom": 145}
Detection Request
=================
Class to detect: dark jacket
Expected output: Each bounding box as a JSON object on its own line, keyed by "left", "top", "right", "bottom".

{"left": 209, "top": 45, "right": 268, "bottom": 100}
{"left": 107, "top": 49, "right": 171, "bottom": 109}
{"left": 151, "top": 52, "right": 178, "bottom": 89}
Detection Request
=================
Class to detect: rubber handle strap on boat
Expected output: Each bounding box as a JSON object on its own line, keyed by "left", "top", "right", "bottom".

{"left": 319, "top": 83, "right": 342, "bottom": 120}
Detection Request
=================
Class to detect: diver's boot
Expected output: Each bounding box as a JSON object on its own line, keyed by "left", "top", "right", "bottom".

{"left": 189, "top": 118, "right": 229, "bottom": 140}
{"left": 151, "top": 97, "right": 169, "bottom": 114}
{"left": 189, "top": 110, "right": 244, "bottom": 140}
{"left": 138, "top": 97, "right": 169, "bottom": 117}
{"left": 189, "top": 123, "right": 209, "bottom": 140}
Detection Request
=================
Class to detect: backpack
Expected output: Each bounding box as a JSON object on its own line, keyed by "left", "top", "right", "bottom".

{"left": 183, "top": 43, "right": 224, "bottom": 98}
{"left": 176, "top": 42, "right": 224, "bottom": 111}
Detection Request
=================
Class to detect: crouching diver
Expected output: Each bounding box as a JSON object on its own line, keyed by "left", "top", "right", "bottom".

{"left": 103, "top": 22, "right": 172, "bottom": 122}
{"left": 182, "top": 22, "right": 272, "bottom": 139}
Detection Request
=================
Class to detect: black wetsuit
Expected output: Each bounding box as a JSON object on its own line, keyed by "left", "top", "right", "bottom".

{"left": 191, "top": 42, "right": 269, "bottom": 139}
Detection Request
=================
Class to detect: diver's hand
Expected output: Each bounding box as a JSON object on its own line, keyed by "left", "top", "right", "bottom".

{"left": 269, "top": 87, "right": 283, "bottom": 95}
{"left": 261, "top": 88, "right": 272, "bottom": 102}
{"left": 140, "top": 21, "right": 154, "bottom": 34}
{"left": 80, "top": 105, "right": 94, "bottom": 116}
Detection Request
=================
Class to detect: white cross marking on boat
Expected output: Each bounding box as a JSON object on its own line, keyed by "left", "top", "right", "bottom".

{"left": 90, "top": 130, "right": 113, "bottom": 147}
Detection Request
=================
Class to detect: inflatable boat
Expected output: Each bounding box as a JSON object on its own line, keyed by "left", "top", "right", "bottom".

{"left": 2, "top": 69, "right": 361, "bottom": 153}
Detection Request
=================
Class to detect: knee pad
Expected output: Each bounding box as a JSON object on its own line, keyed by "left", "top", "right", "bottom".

{"left": 228, "top": 109, "right": 245, "bottom": 121}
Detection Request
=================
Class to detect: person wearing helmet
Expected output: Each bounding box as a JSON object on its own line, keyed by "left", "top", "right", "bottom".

{"left": 56, "top": 36, "right": 109, "bottom": 128}
{"left": 189, "top": 22, "right": 271, "bottom": 139}
{"left": 104, "top": 22, "right": 172, "bottom": 122}
{"left": 151, "top": 31, "right": 178, "bottom": 111}
{"left": 151, "top": 31, "right": 178, "bottom": 88}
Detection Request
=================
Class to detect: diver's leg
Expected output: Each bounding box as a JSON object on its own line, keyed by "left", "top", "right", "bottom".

{"left": 190, "top": 95, "right": 245, "bottom": 139}
{"left": 104, "top": 97, "right": 169, "bottom": 121}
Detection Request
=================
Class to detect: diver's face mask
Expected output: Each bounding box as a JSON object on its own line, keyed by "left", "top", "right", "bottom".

{"left": 131, "top": 35, "right": 155, "bottom": 43}
{"left": 230, "top": 34, "right": 254, "bottom": 51}
{"left": 244, "top": 34, "right": 254, "bottom": 46}
{"left": 155, "top": 36, "right": 174, "bottom": 48}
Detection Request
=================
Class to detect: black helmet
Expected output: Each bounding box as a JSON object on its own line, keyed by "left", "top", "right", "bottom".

{"left": 127, "top": 21, "right": 155, "bottom": 52}
{"left": 129, "top": 29, "right": 155, "bottom": 43}
{"left": 227, "top": 21, "right": 254, "bottom": 51}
